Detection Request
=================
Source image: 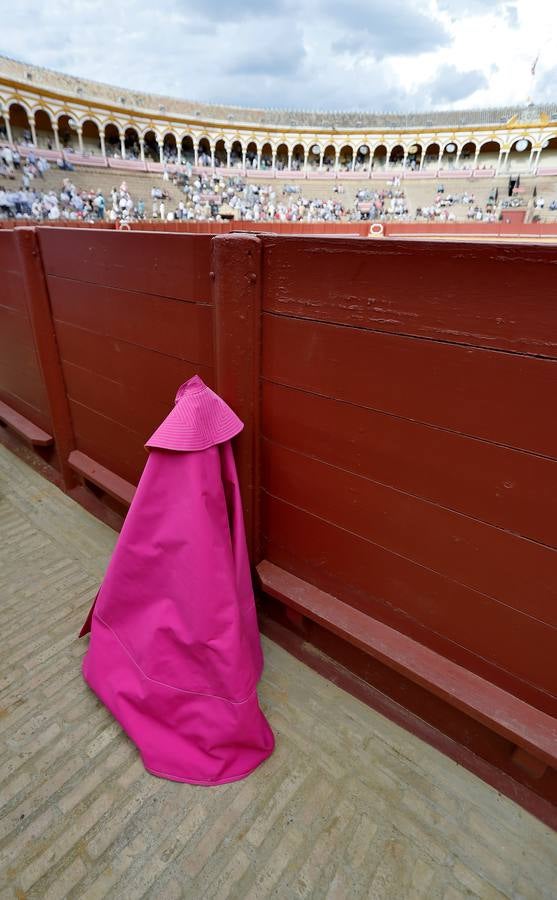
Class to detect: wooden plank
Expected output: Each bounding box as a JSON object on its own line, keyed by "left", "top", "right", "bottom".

{"left": 68, "top": 399, "right": 147, "bottom": 486}
{"left": 0, "top": 386, "right": 50, "bottom": 435}
{"left": 262, "top": 440, "right": 557, "bottom": 626}
{"left": 261, "top": 382, "right": 557, "bottom": 549}
{"left": 261, "top": 236, "right": 557, "bottom": 358}
{"left": 262, "top": 494, "right": 557, "bottom": 700}
{"left": 0, "top": 305, "right": 41, "bottom": 360}
{"left": 68, "top": 450, "right": 135, "bottom": 506}
{"left": 48, "top": 277, "right": 214, "bottom": 366}
{"left": 0, "top": 271, "right": 25, "bottom": 312}
{"left": 0, "top": 231, "right": 19, "bottom": 277}
{"left": 213, "top": 233, "right": 262, "bottom": 563}
{"left": 54, "top": 321, "right": 214, "bottom": 398}
{"left": 262, "top": 313, "right": 557, "bottom": 459}
{"left": 15, "top": 228, "right": 76, "bottom": 487}
{"left": 62, "top": 362, "right": 174, "bottom": 441}
{"left": 257, "top": 560, "right": 557, "bottom": 768}
{"left": 38, "top": 229, "right": 213, "bottom": 303}
{"left": 0, "top": 399, "right": 53, "bottom": 446}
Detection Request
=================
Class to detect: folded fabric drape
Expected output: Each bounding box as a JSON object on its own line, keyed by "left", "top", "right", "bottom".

{"left": 80, "top": 375, "right": 274, "bottom": 785}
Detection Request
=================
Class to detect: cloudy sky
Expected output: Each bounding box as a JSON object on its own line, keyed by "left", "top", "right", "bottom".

{"left": 1, "top": 0, "right": 556, "bottom": 112}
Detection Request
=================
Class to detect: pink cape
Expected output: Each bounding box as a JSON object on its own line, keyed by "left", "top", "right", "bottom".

{"left": 80, "top": 375, "right": 274, "bottom": 785}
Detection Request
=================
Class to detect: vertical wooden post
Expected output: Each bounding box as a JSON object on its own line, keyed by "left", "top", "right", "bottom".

{"left": 15, "top": 227, "right": 77, "bottom": 489}
{"left": 212, "top": 233, "right": 262, "bottom": 565}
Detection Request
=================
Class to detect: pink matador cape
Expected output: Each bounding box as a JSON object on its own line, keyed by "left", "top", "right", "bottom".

{"left": 80, "top": 375, "right": 275, "bottom": 785}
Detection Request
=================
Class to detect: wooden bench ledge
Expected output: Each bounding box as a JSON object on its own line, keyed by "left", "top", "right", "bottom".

{"left": 68, "top": 450, "right": 136, "bottom": 506}
{"left": 0, "top": 399, "right": 53, "bottom": 446}
{"left": 257, "top": 559, "right": 557, "bottom": 770}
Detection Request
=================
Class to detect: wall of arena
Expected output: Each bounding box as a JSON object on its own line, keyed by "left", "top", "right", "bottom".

{"left": 2, "top": 55, "right": 557, "bottom": 177}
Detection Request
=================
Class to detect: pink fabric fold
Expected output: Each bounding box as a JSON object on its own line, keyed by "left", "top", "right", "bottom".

{"left": 81, "top": 375, "right": 274, "bottom": 784}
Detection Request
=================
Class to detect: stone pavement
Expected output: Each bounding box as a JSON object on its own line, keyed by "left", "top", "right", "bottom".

{"left": 0, "top": 443, "right": 556, "bottom": 900}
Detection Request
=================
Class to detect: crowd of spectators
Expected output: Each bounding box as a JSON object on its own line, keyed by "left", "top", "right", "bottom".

{"left": 0, "top": 155, "right": 552, "bottom": 224}
{"left": 353, "top": 180, "right": 409, "bottom": 219}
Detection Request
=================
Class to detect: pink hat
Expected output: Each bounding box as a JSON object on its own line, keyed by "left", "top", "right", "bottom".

{"left": 145, "top": 375, "right": 243, "bottom": 451}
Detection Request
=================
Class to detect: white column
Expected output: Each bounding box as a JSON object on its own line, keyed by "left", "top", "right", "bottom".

{"left": 226, "top": 147, "right": 231, "bottom": 167}
{"left": 351, "top": 151, "right": 356, "bottom": 172}
{"left": 4, "top": 113, "right": 13, "bottom": 144}
{"left": 257, "top": 151, "right": 261, "bottom": 170}
{"left": 287, "top": 149, "right": 292, "bottom": 170}
{"left": 319, "top": 151, "right": 323, "bottom": 170}
{"left": 272, "top": 150, "right": 276, "bottom": 170}
{"left": 334, "top": 152, "right": 339, "bottom": 172}
{"left": 419, "top": 152, "right": 425, "bottom": 171}
{"left": 120, "top": 136, "right": 126, "bottom": 159}
{"left": 139, "top": 138, "right": 144, "bottom": 162}
{"left": 54, "top": 128, "right": 60, "bottom": 152}
{"left": 473, "top": 147, "right": 480, "bottom": 170}
{"left": 241, "top": 149, "right": 246, "bottom": 169}
{"left": 194, "top": 145, "right": 199, "bottom": 166}
{"left": 159, "top": 142, "right": 164, "bottom": 164}
{"left": 100, "top": 132, "right": 106, "bottom": 157}
{"left": 30, "top": 119, "right": 37, "bottom": 145}
{"left": 210, "top": 145, "right": 215, "bottom": 168}
{"left": 177, "top": 142, "right": 182, "bottom": 165}
{"left": 402, "top": 152, "right": 408, "bottom": 172}
{"left": 77, "top": 128, "right": 84, "bottom": 154}
{"left": 496, "top": 149, "right": 505, "bottom": 174}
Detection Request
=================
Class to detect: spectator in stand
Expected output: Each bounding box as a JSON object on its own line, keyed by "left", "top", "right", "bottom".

{"left": 94, "top": 191, "right": 105, "bottom": 220}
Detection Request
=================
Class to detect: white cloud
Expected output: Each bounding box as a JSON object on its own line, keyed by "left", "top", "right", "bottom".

{"left": 0, "top": 0, "right": 555, "bottom": 111}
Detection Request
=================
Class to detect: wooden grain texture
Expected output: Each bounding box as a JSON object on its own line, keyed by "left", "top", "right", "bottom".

{"left": 262, "top": 494, "right": 557, "bottom": 701}
{"left": 258, "top": 559, "right": 557, "bottom": 767}
{"left": 48, "top": 277, "right": 214, "bottom": 366}
{"left": 262, "top": 439, "right": 557, "bottom": 626}
{"left": 0, "top": 232, "right": 50, "bottom": 431}
{"left": 37, "top": 228, "right": 216, "bottom": 484}
{"left": 213, "top": 233, "right": 262, "bottom": 562}
{"left": 261, "top": 381, "right": 557, "bottom": 549}
{"left": 38, "top": 228, "right": 213, "bottom": 302}
{"left": 262, "top": 236, "right": 557, "bottom": 357}
{"left": 68, "top": 399, "right": 148, "bottom": 485}
{"left": 262, "top": 312, "right": 557, "bottom": 459}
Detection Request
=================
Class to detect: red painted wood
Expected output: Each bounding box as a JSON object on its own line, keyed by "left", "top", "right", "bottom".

{"left": 262, "top": 494, "right": 557, "bottom": 702}
{"left": 0, "top": 232, "right": 50, "bottom": 429}
{"left": 54, "top": 322, "right": 213, "bottom": 413}
{"left": 261, "top": 234, "right": 557, "bottom": 358}
{"left": 213, "top": 233, "right": 262, "bottom": 563}
{"left": 258, "top": 610, "right": 557, "bottom": 829}
{"left": 257, "top": 560, "right": 557, "bottom": 767}
{"left": 38, "top": 229, "right": 213, "bottom": 303}
{"left": 0, "top": 399, "right": 52, "bottom": 445}
{"left": 262, "top": 313, "right": 557, "bottom": 459}
{"left": 262, "top": 440, "right": 557, "bottom": 626}
{"left": 68, "top": 399, "right": 147, "bottom": 486}
{"left": 68, "top": 449, "right": 135, "bottom": 505}
{"left": 61, "top": 361, "right": 175, "bottom": 441}
{"left": 261, "top": 381, "right": 557, "bottom": 550}
{"left": 48, "top": 278, "right": 214, "bottom": 367}
{"left": 14, "top": 229, "right": 76, "bottom": 485}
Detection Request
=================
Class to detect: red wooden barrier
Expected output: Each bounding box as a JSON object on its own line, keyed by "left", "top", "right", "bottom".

{"left": 257, "top": 235, "right": 557, "bottom": 710}
{"left": 1, "top": 225, "right": 556, "bottom": 823}
{"left": 37, "top": 228, "right": 214, "bottom": 496}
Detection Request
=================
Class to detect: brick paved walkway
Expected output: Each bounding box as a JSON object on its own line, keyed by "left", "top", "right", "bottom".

{"left": 1, "top": 443, "right": 556, "bottom": 899}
